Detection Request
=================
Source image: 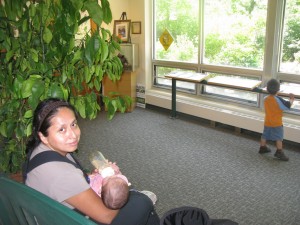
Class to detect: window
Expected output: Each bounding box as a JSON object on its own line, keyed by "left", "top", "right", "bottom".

{"left": 154, "top": 0, "right": 199, "bottom": 63}
{"left": 279, "top": 0, "right": 300, "bottom": 74}
{"left": 153, "top": 0, "right": 300, "bottom": 109}
{"left": 279, "top": 81, "right": 300, "bottom": 112}
{"left": 203, "top": 0, "right": 267, "bottom": 69}
{"left": 154, "top": 66, "right": 196, "bottom": 93}
{"left": 204, "top": 73, "right": 259, "bottom": 105}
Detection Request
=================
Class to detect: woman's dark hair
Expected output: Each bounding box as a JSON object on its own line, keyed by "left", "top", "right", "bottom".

{"left": 267, "top": 79, "right": 280, "bottom": 95}
{"left": 25, "top": 98, "right": 77, "bottom": 154}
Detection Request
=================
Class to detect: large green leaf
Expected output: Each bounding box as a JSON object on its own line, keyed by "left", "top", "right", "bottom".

{"left": 29, "top": 49, "right": 39, "bottom": 62}
{"left": 94, "top": 75, "right": 101, "bottom": 91}
{"left": 5, "top": 50, "right": 14, "bottom": 62}
{"left": 84, "top": 66, "right": 92, "bottom": 83}
{"left": 28, "top": 79, "right": 45, "bottom": 108}
{"left": 48, "top": 83, "right": 66, "bottom": 99}
{"left": 13, "top": 75, "right": 24, "bottom": 99}
{"left": 43, "top": 27, "right": 53, "bottom": 44}
{"left": 26, "top": 122, "right": 32, "bottom": 137}
{"left": 22, "top": 76, "right": 39, "bottom": 98}
{"left": 0, "top": 122, "right": 7, "bottom": 137}
{"left": 24, "top": 110, "right": 33, "bottom": 119}
{"left": 83, "top": 1, "right": 103, "bottom": 26}
{"left": 6, "top": 118, "right": 16, "bottom": 138}
{"left": 71, "top": 50, "right": 83, "bottom": 65}
{"left": 74, "top": 97, "right": 86, "bottom": 118}
{"left": 101, "top": 0, "right": 112, "bottom": 24}
{"left": 4, "top": 0, "right": 24, "bottom": 20}
{"left": 107, "top": 101, "right": 117, "bottom": 120}
{"left": 69, "top": 0, "right": 84, "bottom": 12}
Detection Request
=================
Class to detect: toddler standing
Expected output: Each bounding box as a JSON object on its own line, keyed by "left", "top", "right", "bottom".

{"left": 259, "top": 79, "right": 294, "bottom": 161}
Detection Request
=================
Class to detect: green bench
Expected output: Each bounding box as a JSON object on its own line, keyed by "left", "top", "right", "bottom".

{"left": 0, "top": 176, "right": 97, "bottom": 225}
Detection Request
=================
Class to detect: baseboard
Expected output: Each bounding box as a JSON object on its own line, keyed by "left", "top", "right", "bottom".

{"left": 146, "top": 89, "right": 300, "bottom": 143}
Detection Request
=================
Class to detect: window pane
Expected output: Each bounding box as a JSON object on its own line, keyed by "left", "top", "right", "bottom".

{"left": 154, "top": 66, "right": 196, "bottom": 92}
{"left": 280, "top": 82, "right": 300, "bottom": 111}
{"left": 203, "top": 0, "right": 267, "bottom": 69}
{"left": 279, "top": 0, "right": 300, "bottom": 74}
{"left": 154, "top": 0, "right": 199, "bottom": 62}
{"left": 204, "top": 73, "right": 259, "bottom": 104}
{"left": 291, "top": 99, "right": 300, "bottom": 111}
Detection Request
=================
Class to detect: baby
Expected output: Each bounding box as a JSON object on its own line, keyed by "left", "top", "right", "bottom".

{"left": 89, "top": 165, "right": 130, "bottom": 210}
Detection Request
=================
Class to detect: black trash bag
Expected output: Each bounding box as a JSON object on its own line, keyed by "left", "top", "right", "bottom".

{"left": 160, "top": 207, "right": 211, "bottom": 225}
{"left": 160, "top": 206, "right": 238, "bottom": 225}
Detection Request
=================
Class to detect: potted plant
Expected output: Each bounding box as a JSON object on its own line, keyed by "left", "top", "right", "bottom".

{"left": 0, "top": 0, "right": 132, "bottom": 174}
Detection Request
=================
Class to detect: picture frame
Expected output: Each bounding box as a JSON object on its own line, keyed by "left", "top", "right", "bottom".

{"left": 113, "top": 20, "right": 131, "bottom": 43}
{"left": 132, "top": 21, "right": 141, "bottom": 34}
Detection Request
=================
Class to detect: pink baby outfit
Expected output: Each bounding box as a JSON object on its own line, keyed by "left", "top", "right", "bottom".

{"left": 89, "top": 167, "right": 129, "bottom": 196}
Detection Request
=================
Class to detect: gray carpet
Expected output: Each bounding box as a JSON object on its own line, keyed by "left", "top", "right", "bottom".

{"left": 76, "top": 106, "right": 300, "bottom": 225}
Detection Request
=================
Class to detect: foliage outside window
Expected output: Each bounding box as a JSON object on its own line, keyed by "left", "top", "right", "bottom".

{"left": 154, "top": 0, "right": 199, "bottom": 62}
{"left": 279, "top": 0, "right": 300, "bottom": 74}
{"left": 203, "top": 0, "right": 267, "bottom": 68}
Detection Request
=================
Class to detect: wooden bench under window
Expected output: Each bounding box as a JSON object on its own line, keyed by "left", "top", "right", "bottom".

{"left": 165, "top": 72, "right": 262, "bottom": 118}
{"left": 165, "top": 72, "right": 300, "bottom": 118}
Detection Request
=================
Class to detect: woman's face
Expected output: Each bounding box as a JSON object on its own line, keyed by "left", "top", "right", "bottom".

{"left": 39, "top": 107, "right": 81, "bottom": 155}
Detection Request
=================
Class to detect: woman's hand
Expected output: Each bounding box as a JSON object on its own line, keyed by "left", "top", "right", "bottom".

{"left": 87, "top": 168, "right": 99, "bottom": 176}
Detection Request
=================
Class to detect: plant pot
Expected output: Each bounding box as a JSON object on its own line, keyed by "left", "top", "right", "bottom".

{"left": 102, "top": 71, "right": 137, "bottom": 112}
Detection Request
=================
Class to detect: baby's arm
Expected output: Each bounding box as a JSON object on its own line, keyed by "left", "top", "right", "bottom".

{"left": 89, "top": 174, "right": 103, "bottom": 196}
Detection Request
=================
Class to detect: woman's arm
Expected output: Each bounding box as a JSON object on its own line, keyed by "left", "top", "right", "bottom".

{"left": 66, "top": 188, "right": 119, "bottom": 224}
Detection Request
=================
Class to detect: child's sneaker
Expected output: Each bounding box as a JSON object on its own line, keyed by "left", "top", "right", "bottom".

{"left": 259, "top": 146, "right": 271, "bottom": 154}
{"left": 274, "top": 150, "right": 289, "bottom": 161}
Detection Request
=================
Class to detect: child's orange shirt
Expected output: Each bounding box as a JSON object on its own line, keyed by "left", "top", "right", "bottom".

{"left": 264, "top": 95, "right": 291, "bottom": 127}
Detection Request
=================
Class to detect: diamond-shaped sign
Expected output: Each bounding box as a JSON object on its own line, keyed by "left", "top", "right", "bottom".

{"left": 159, "top": 29, "right": 174, "bottom": 51}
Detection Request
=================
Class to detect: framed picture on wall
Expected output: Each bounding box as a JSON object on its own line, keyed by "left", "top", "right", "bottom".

{"left": 113, "top": 20, "right": 131, "bottom": 43}
{"left": 132, "top": 21, "right": 141, "bottom": 34}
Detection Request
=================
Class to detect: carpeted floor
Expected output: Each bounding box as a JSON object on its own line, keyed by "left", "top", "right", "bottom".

{"left": 76, "top": 106, "right": 300, "bottom": 225}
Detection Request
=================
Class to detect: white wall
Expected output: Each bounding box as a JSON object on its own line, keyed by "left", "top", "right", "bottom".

{"left": 108, "top": 1, "right": 130, "bottom": 22}
{"left": 107, "top": 0, "right": 146, "bottom": 86}
{"left": 128, "top": 0, "right": 146, "bottom": 86}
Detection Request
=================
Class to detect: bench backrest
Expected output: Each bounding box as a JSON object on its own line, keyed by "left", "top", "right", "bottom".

{"left": 0, "top": 176, "right": 97, "bottom": 225}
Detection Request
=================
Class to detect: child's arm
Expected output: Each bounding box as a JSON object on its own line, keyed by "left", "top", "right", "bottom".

{"left": 276, "top": 95, "right": 293, "bottom": 110}
{"left": 289, "top": 93, "right": 295, "bottom": 105}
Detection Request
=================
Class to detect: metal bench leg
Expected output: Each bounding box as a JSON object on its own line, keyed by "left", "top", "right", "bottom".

{"left": 170, "top": 78, "right": 178, "bottom": 119}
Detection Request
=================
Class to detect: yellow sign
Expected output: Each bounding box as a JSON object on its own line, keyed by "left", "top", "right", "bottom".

{"left": 159, "top": 29, "right": 174, "bottom": 51}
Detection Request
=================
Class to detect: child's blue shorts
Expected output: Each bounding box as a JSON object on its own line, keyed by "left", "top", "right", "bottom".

{"left": 261, "top": 126, "right": 283, "bottom": 141}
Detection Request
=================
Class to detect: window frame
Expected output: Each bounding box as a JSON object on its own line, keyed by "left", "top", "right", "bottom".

{"left": 152, "top": 0, "right": 300, "bottom": 110}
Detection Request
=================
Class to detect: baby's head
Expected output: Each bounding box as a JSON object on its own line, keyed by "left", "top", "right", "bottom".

{"left": 101, "top": 175, "right": 129, "bottom": 210}
{"left": 267, "top": 79, "right": 280, "bottom": 95}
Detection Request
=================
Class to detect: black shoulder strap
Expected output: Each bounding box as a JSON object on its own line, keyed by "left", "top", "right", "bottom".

{"left": 24, "top": 151, "right": 89, "bottom": 184}
{"left": 26, "top": 151, "right": 79, "bottom": 173}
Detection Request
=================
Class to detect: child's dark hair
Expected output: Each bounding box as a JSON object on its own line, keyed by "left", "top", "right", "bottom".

{"left": 25, "top": 98, "right": 77, "bottom": 154}
{"left": 267, "top": 79, "right": 280, "bottom": 95}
